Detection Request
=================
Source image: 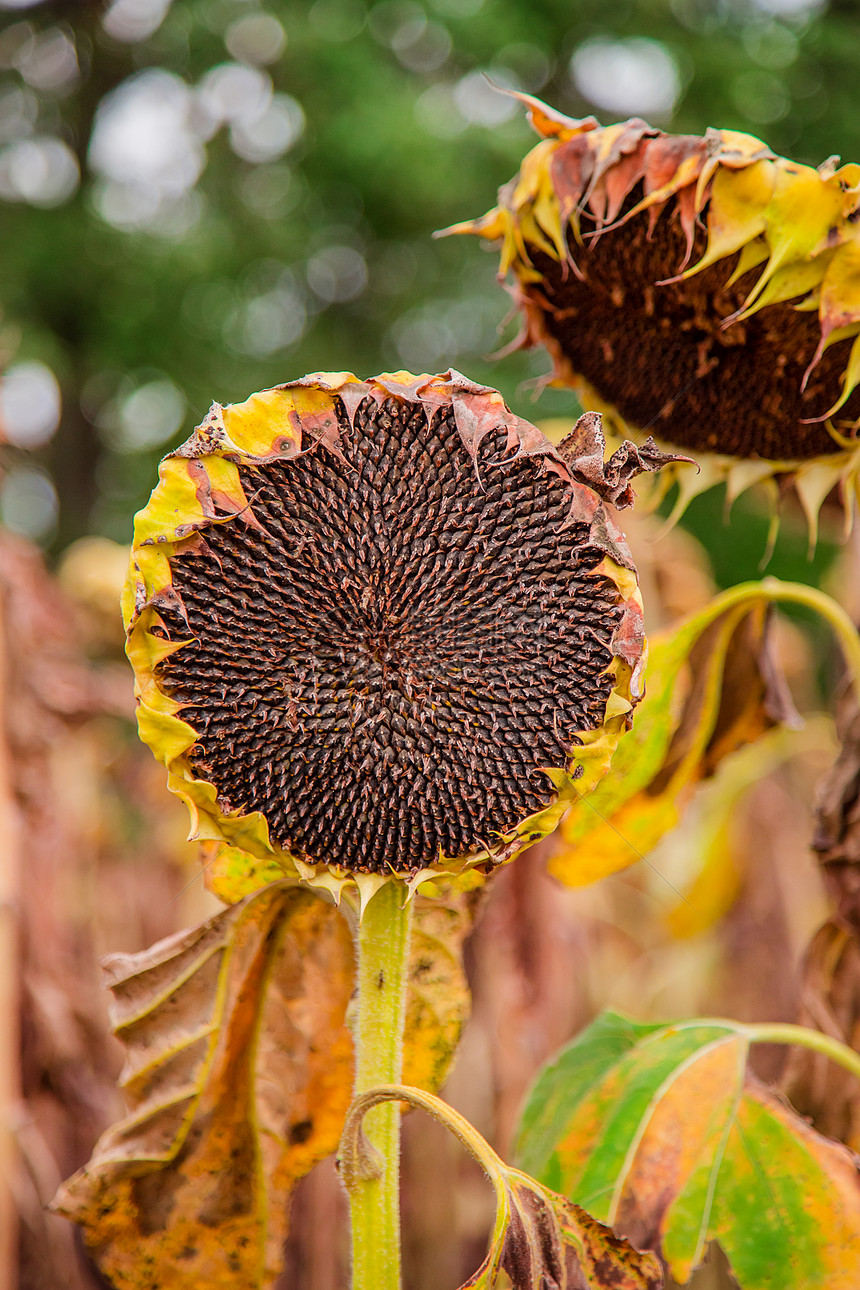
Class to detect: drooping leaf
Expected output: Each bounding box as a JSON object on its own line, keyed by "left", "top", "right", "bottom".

{"left": 340, "top": 1082, "right": 662, "bottom": 1290}
{"left": 202, "top": 841, "right": 478, "bottom": 1096}
{"left": 549, "top": 582, "right": 799, "bottom": 889}
{"left": 516, "top": 1011, "right": 860, "bottom": 1289}
{"left": 53, "top": 883, "right": 355, "bottom": 1289}
{"left": 52, "top": 872, "right": 479, "bottom": 1290}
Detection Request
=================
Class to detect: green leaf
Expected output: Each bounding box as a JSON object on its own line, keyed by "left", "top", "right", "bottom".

{"left": 515, "top": 1011, "right": 860, "bottom": 1289}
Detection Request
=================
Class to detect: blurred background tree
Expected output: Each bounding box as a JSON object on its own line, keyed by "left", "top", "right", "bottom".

{"left": 2, "top": 0, "right": 859, "bottom": 557}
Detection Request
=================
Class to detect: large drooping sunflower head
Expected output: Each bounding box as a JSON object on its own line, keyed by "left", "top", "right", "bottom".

{"left": 445, "top": 93, "right": 860, "bottom": 535}
{"left": 123, "top": 371, "right": 667, "bottom": 900}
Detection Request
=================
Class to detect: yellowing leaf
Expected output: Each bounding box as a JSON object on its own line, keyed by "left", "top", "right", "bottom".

{"left": 550, "top": 582, "right": 798, "bottom": 889}
{"left": 678, "top": 158, "right": 775, "bottom": 279}
{"left": 516, "top": 1012, "right": 860, "bottom": 1290}
{"left": 664, "top": 718, "right": 835, "bottom": 939}
{"left": 200, "top": 839, "right": 295, "bottom": 904}
{"left": 818, "top": 235, "right": 860, "bottom": 337}
{"left": 403, "top": 881, "right": 482, "bottom": 1093}
{"left": 53, "top": 884, "right": 355, "bottom": 1289}
{"left": 733, "top": 161, "right": 847, "bottom": 315}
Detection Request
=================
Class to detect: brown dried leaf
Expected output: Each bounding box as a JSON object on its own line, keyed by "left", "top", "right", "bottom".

{"left": 556, "top": 411, "right": 694, "bottom": 509}
{"left": 784, "top": 694, "right": 860, "bottom": 1150}
{"left": 784, "top": 921, "right": 860, "bottom": 1152}
{"left": 53, "top": 884, "right": 354, "bottom": 1289}
{"left": 459, "top": 1163, "right": 662, "bottom": 1289}
{"left": 811, "top": 693, "right": 860, "bottom": 928}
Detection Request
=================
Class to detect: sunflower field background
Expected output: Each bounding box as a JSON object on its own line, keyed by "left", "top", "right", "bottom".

{"left": 4, "top": 1, "right": 860, "bottom": 1287}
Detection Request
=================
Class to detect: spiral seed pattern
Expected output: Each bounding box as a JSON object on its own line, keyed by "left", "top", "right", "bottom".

{"left": 158, "top": 395, "right": 622, "bottom": 873}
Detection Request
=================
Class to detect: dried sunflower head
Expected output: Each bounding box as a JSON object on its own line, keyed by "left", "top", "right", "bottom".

{"left": 444, "top": 93, "right": 860, "bottom": 535}
{"left": 123, "top": 370, "right": 657, "bottom": 902}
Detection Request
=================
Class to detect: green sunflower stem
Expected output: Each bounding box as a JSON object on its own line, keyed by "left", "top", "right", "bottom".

{"left": 691, "top": 578, "right": 860, "bottom": 704}
{"left": 343, "top": 880, "right": 414, "bottom": 1290}
{"left": 757, "top": 578, "right": 860, "bottom": 703}
{"left": 744, "top": 1022, "right": 860, "bottom": 1084}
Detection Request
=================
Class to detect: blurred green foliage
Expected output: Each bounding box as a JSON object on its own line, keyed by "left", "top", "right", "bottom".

{"left": 1, "top": 0, "right": 859, "bottom": 551}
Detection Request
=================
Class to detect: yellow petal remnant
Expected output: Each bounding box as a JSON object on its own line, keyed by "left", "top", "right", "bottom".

{"left": 124, "top": 371, "right": 655, "bottom": 901}
{"left": 443, "top": 98, "right": 860, "bottom": 531}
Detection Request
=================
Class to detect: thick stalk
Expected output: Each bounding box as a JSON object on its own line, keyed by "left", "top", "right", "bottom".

{"left": 345, "top": 880, "right": 413, "bottom": 1290}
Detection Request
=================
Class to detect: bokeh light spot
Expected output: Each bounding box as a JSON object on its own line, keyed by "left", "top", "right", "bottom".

{"left": 306, "top": 245, "right": 368, "bottom": 303}
{"left": 1, "top": 467, "right": 58, "bottom": 540}
{"left": 571, "top": 37, "right": 682, "bottom": 118}
{"left": 453, "top": 70, "right": 520, "bottom": 127}
{"left": 0, "top": 136, "right": 78, "bottom": 205}
{"left": 225, "top": 14, "right": 287, "bottom": 67}
{"left": 0, "top": 360, "right": 61, "bottom": 447}
{"left": 14, "top": 26, "right": 78, "bottom": 93}
{"left": 117, "top": 380, "right": 186, "bottom": 451}
{"left": 731, "top": 69, "right": 791, "bottom": 124}
{"left": 229, "top": 94, "right": 304, "bottom": 164}
{"left": 89, "top": 69, "right": 203, "bottom": 231}
{"left": 102, "top": 0, "right": 174, "bottom": 43}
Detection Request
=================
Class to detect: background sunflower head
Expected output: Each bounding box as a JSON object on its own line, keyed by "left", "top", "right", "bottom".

{"left": 123, "top": 370, "right": 653, "bottom": 893}
{"left": 445, "top": 93, "right": 860, "bottom": 534}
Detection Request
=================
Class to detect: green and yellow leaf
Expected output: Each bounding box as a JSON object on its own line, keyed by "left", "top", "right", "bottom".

{"left": 549, "top": 581, "right": 799, "bottom": 888}
{"left": 516, "top": 1011, "right": 860, "bottom": 1289}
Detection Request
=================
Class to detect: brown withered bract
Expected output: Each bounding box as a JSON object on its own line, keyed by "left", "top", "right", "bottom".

{"left": 123, "top": 372, "right": 663, "bottom": 889}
